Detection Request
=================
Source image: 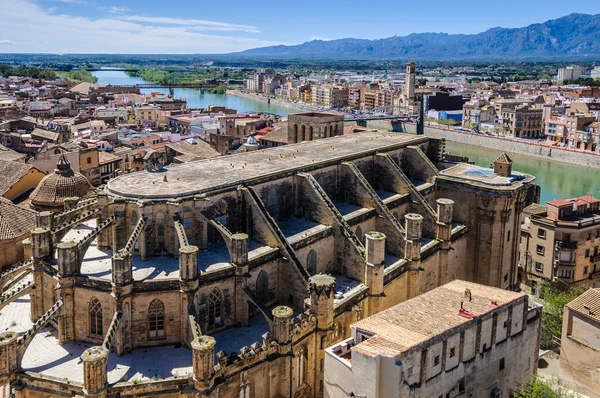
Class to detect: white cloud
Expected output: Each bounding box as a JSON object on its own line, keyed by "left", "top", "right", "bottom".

{"left": 119, "top": 16, "right": 260, "bottom": 33}
{"left": 0, "top": 0, "right": 279, "bottom": 53}
{"left": 50, "top": 0, "right": 88, "bottom": 4}
{"left": 0, "top": 39, "right": 14, "bottom": 45}
{"left": 108, "top": 6, "right": 130, "bottom": 14}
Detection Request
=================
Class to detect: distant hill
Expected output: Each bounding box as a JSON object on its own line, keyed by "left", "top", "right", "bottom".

{"left": 235, "top": 13, "right": 600, "bottom": 60}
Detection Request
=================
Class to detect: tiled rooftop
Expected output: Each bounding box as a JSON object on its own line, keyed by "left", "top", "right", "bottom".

{"left": 567, "top": 288, "right": 600, "bottom": 322}
{"left": 352, "top": 280, "right": 526, "bottom": 357}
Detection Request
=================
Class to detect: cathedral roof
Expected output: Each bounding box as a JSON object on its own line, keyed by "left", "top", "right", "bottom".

{"left": 29, "top": 156, "right": 93, "bottom": 209}
{"left": 0, "top": 197, "right": 36, "bottom": 240}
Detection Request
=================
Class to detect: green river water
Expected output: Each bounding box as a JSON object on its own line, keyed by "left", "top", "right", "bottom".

{"left": 444, "top": 141, "right": 600, "bottom": 204}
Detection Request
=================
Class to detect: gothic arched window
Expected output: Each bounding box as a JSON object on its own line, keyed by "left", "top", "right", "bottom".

{"left": 256, "top": 270, "right": 269, "bottom": 303}
{"left": 307, "top": 249, "right": 317, "bottom": 276}
{"left": 182, "top": 207, "right": 193, "bottom": 245}
{"left": 148, "top": 299, "right": 165, "bottom": 339}
{"left": 355, "top": 225, "right": 363, "bottom": 243}
{"left": 208, "top": 289, "right": 222, "bottom": 328}
{"left": 89, "top": 298, "right": 103, "bottom": 336}
{"left": 266, "top": 187, "right": 277, "bottom": 219}
{"left": 156, "top": 211, "right": 165, "bottom": 249}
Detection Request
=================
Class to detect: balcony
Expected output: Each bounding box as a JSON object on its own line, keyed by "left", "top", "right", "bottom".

{"left": 554, "top": 259, "right": 576, "bottom": 267}
{"left": 556, "top": 240, "right": 577, "bottom": 250}
{"left": 591, "top": 254, "right": 600, "bottom": 263}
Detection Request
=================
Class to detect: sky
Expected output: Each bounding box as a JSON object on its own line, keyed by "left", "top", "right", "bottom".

{"left": 0, "top": 0, "right": 599, "bottom": 54}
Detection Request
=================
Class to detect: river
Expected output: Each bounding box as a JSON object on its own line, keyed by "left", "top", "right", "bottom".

{"left": 445, "top": 141, "right": 600, "bottom": 204}
{"left": 91, "top": 70, "right": 301, "bottom": 116}
{"left": 92, "top": 70, "right": 599, "bottom": 204}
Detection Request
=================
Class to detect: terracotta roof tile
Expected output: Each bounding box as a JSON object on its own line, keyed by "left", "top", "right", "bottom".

{"left": 0, "top": 197, "right": 36, "bottom": 240}
{"left": 567, "top": 289, "right": 600, "bottom": 322}
{"left": 0, "top": 160, "right": 38, "bottom": 196}
{"left": 352, "top": 280, "right": 526, "bottom": 357}
{"left": 29, "top": 157, "right": 92, "bottom": 209}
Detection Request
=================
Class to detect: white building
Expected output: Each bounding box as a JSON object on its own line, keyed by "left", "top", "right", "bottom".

{"left": 324, "top": 280, "right": 541, "bottom": 398}
{"left": 558, "top": 67, "right": 585, "bottom": 83}
{"left": 592, "top": 66, "right": 600, "bottom": 80}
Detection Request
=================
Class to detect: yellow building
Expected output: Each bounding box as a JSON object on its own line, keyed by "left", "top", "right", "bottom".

{"left": 0, "top": 159, "right": 46, "bottom": 201}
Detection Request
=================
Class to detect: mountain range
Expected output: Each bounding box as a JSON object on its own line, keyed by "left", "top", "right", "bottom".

{"left": 235, "top": 13, "right": 600, "bottom": 60}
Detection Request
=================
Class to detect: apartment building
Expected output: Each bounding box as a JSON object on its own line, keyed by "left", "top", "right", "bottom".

{"left": 519, "top": 196, "right": 600, "bottom": 290}
{"left": 500, "top": 104, "right": 544, "bottom": 138}
{"left": 545, "top": 114, "right": 596, "bottom": 148}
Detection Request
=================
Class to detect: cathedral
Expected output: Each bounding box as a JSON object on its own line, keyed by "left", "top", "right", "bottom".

{"left": 0, "top": 131, "right": 538, "bottom": 397}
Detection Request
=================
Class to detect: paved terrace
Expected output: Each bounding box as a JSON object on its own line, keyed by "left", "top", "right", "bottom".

{"left": 0, "top": 294, "right": 33, "bottom": 335}
{"left": 107, "top": 132, "right": 428, "bottom": 199}
{"left": 60, "top": 221, "right": 273, "bottom": 281}
{"left": 21, "top": 327, "right": 193, "bottom": 384}
{"left": 439, "top": 163, "right": 535, "bottom": 188}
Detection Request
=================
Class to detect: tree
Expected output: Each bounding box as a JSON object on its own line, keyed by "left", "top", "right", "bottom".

{"left": 534, "top": 281, "right": 587, "bottom": 349}
{"left": 513, "top": 376, "right": 581, "bottom": 398}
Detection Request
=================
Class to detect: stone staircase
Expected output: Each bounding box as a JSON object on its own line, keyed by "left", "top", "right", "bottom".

{"left": 298, "top": 172, "right": 365, "bottom": 251}
{"left": 102, "top": 310, "right": 123, "bottom": 352}
{"left": 17, "top": 299, "right": 63, "bottom": 356}
{"left": 53, "top": 198, "right": 98, "bottom": 224}
{"left": 342, "top": 162, "right": 407, "bottom": 236}
{"left": 76, "top": 215, "right": 116, "bottom": 266}
{"left": 51, "top": 208, "right": 101, "bottom": 243}
{"left": 0, "top": 261, "right": 33, "bottom": 291}
{"left": 380, "top": 153, "right": 437, "bottom": 220}
{"left": 245, "top": 186, "right": 309, "bottom": 280}
{"left": 122, "top": 217, "right": 145, "bottom": 254}
{"left": 173, "top": 219, "right": 188, "bottom": 248}
{"left": 0, "top": 277, "right": 33, "bottom": 311}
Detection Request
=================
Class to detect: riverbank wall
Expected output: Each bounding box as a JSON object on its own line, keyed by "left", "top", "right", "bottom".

{"left": 226, "top": 90, "right": 317, "bottom": 113}
{"left": 389, "top": 122, "right": 600, "bottom": 169}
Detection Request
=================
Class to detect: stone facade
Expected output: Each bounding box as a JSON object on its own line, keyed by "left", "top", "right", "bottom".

{"left": 287, "top": 113, "right": 344, "bottom": 144}
{"left": 0, "top": 132, "right": 538, "bottom": 398}
{"left": 560, "top": 289, "right": 600, "bottom": 398}
{"left": 324, "top": 280, "right": 541, "bottom": 398}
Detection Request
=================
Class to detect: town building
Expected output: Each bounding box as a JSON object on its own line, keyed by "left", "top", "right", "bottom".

{"left": 545, "top": 114, "right": 596, "bottom": 148}
{"left": 287, "top": 113, "right": 345, "bottom": 143}
{"left": 558, "top": 67, "right": 585, "bottom": 84}
{"left": 519, "top": 196, "right": 600, "bottom": 290}
{"left": 0, "top": 159, "right": 46, "bottom": 201}
{"left": 560, "top": 288, "right": 600, "bottom": 398}
{"left": 0, "top": 131, "right": 537, "bottom": 398}
{"left": 500, "top": 104, "right": 544, "bottom": 138}
{"left": 324, "top": 280, "right": 541, "bottom": 398}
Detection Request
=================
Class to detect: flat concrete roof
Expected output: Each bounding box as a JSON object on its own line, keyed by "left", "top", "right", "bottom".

{"left": 439, "top": 163, "right": 535, "bottom": 188}
{"left": 106, "top": 132, "right": 427, "bottom": 199}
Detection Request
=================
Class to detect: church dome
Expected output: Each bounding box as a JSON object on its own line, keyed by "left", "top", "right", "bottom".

{"left": 30, "top": 156, "right": 93, "bottom": 210}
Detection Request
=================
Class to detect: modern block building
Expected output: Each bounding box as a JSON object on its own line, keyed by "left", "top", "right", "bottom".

{"left": 324, "top": 280, "right": 541, "bottom": 398}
